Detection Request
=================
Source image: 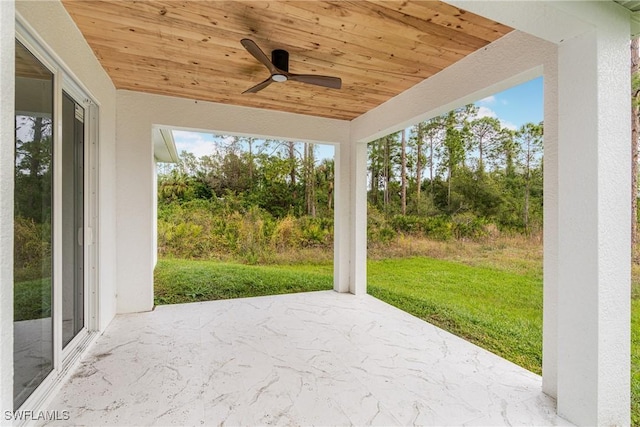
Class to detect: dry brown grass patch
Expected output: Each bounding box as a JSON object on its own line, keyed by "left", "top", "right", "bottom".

{"left": 368, "top": 234, "right": 543, "bottom": 276}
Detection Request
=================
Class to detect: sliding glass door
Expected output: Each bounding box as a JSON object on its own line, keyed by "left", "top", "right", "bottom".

{"left": 61, "top": 92, "right": 85, "bottom": 348}
{"left": 14, "top": 37, "right": 93, "bottom": 410}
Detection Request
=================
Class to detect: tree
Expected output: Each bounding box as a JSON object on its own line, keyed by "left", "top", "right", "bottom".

{"left": 288, "top": 140, "right": 297, "bottom": 187}
{"left": 242, "top": 136, "right": 257, "bottom": 185}
{"left": 158, "top": 169, "right": 192, "bottom": 202}
{"left": 422, "top": 116, "right": 446, "bottom": 198}
{"left": 263, "top": 139, "right": 301, "bottom": 201}
{"left": 303, "top": 142, "right": 317, "bottom": 217}
{"left": 383, "top": 134, "right": 393, "bottom": 207}
{"left": 176, "top": 151, "right": 200, "bottom": 176}
{"left": 368, "top": 138, "right": 384, "bottom": 206}
{"left": 468, "top": 116, "right": 502, "bottom": 175}
{"left": 439, "top": 108, "right": 472, "bottom": 210}
{"left": 197, "top": 154, "right": 220, "bottom": 193}
{"left": 498, "top": 128, "right": 517, "bottom": 180}
{"left": 515, "top": 122, "right": 543, "bottom": 234}
{"left": 400, "top": 129, "right": 407, "bottom": 215}
{"left": 410, "top": 122, "right": 426, "bottom": 204}
{"left": 254, "top": 151, "right": 299, "bottom": 217}
{"left": 317, "top": 158, "right": 334, "bottom": 211}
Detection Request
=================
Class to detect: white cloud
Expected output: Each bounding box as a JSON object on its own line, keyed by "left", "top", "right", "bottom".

{"left": 477, "top": 94, "right": 507, "bottom": 107}
{"left": 500, "top": 120, "right": 518, "bottom": 131}
{"left": 172, "top": 130, "right": 219, "bottom": 158}
{"left": 220, "top": 135, "right": 235, "bottom": 145}
{"left": 472, "top": 106, "right": 517, "bottom": 131}
{"left": 475, "top": 106, "right": 498, "bottom": 119}
{"left": 478, "top": 95, "right": 496, "bottom": 105}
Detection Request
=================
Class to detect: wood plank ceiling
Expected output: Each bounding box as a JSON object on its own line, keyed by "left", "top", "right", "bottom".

{"left": 61, "top": 1, "right": 512, "bottom": 120}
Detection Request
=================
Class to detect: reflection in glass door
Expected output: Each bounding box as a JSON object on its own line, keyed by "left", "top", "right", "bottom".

{"left": 61, "top": 93, "right": 85, "bottom": 348}
{"left": 13, "top": 40, "right": 54, "bottom": 410}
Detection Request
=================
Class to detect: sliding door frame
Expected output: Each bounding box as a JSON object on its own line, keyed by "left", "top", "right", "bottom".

{"left": 15, "top": 17, "right": 99, "bottom": 412}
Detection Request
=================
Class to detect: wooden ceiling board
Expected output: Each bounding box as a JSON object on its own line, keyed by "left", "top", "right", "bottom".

{"left": 61, "top": 0, "right": 512, "bottom": 120}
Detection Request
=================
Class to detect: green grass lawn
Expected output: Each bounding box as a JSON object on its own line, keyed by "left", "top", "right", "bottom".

{"left": 154, "top": 258, "right": 333, "bottom": 304}
{"left": 633, "top": 298, "right": 640, "bottom": 426}
{"left": 154, "top": 255, "right": 639, "bottom": 422}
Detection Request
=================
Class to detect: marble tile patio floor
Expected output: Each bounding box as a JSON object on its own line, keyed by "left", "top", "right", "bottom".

{"left": 42, "top": 291, "right": 572, "bottom": 426}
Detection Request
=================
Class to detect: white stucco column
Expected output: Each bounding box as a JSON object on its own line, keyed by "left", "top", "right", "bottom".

{"left": 115, "top": 115, "right": 155, "bottom": 314}
{"left": 333, "top": 141, "right": 350, "bottom": 293}
{"left": 542, "top": 54, "right": 559, "bottom": 399}
{"left": 556, "top": 19, "right": 631, "bottom": 426}
{"left": 349, "top": 140, "right": 368, "bottom": 295}
{"left": 0, "top": 0, "right": 15, "bottom": 415}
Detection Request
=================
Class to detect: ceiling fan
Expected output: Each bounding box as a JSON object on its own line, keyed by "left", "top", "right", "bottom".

{"left": 240, "top": 39, "right": 342, "bottom": 94}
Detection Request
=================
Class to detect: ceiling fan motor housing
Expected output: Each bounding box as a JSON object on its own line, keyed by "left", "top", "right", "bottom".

{"left": 272, "top": 49, "right": 289, "bottom": 72}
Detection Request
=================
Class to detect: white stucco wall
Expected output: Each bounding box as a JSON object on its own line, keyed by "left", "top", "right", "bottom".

{"left": 16, "top": 1, "right": 118, "bottom": 331}
{"left": 115, "top": 91, "right": 350, "bottom": 313}
{"left": 0, "top": 0, "right": 15, "bottom": 416}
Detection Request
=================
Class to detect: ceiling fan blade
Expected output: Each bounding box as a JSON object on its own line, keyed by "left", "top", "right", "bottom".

{"left": 242, "top": 77, "right": 273, "bottom": 94}
{"left": 241, "top": 39, "right": 277, "bottom": 74}
{"left": 288, "top": 74, "right": 342, "bottom": 89}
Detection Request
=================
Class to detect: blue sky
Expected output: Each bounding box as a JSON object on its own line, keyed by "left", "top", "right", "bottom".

{"left": 171, "top": 131, "right": 225, "bottom": 159}
{"left": 172, "top": 76, "right": 543, "bottom": 159}
{"left": 475, "top": 77, "right": 543, "bottom": 130}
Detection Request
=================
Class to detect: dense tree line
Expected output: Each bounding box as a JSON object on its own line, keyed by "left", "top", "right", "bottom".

{"left": 157, "top": 104, "right": 544, "bottom": 257}
{"left": 156, "top": 138, "right": 336, "bottom": 261}
{"left": 157, "top": 138, "right": 334, "bottom": 219}
{"left": 368, "top": 104, "right": 543, "bottom": 235}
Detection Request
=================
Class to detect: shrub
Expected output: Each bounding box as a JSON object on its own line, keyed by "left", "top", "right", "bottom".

{"left": 391, "top": 215, "right": 421, "bottom": 234}
{"left": 388, "top": 214, "right": 453, "bottom": 241}
{"left": 271, "top": 215, "right": 302, "bottom": 251}
{"left": 368, "top": 204, "right": 392, "bottom": 242}
{"left": 376, "top": 226, "right": 396, "bottom": 243}
{"left": 236, "top": 206, "right": 270, "bottom": 263}
{"left": 222, "top": 211, "right": 242, "bottom": 251}
{"left": 420, "top": 216, "right": 453, "bottom": 241}
{"left": 157, "top": 220, "right": 205, "bottom": 258}
{"left": 451, "top": 213, "right": 488, "bottom": 240}
{"left": 298, "top": 217, "right": 332, "bottom": 247}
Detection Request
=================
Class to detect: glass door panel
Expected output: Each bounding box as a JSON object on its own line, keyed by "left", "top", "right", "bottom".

{"left": 61, "top": 92, "right": 85, "bottom": 348}
{"left": 13, "top": 40, "right": 54, "bottom": 409}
